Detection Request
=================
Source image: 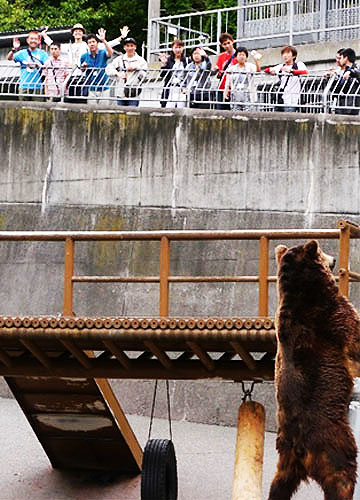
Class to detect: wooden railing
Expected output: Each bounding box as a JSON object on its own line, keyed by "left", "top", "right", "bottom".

{"left": 0, "top": 219, "right": 359, "bottom": 319}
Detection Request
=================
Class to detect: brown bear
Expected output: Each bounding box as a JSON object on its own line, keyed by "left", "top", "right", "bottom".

{"left": 268, "top": 239, "right": 360, "bottom": 500}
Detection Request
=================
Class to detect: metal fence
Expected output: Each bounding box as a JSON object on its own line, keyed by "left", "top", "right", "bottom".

{"left": 149, "top": 0, "right": 360, "bottom": 56}
{"left": 1, "top": 63, "right": 360, "bottom": 115}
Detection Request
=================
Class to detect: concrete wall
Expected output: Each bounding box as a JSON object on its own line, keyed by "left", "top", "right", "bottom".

{"left": 1, "top": 101, "right": 360, "bottom": 430}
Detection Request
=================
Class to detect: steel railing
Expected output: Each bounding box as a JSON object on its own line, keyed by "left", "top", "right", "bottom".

{"left": 149, "top": 0, "right": 360, "bottom": 55}
{"left": 1, "top": 63, "right": 360, "bottom": 115}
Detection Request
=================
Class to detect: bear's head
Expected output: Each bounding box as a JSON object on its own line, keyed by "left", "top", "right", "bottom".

{"left": 275, "top": 240, "right": 336, "bottom": 302}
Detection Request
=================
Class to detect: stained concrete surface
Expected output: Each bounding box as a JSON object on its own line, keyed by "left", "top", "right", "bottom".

{"left": 0, "top": 397, "right": 324, "bottom": 500}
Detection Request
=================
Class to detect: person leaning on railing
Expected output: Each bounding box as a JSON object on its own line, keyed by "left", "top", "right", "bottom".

{"left": 332, "top": 48, "right": 360, "bottom": 116}
{"left": 7, "top": 30, "right": 49, "bottom": 101}
{"left": 106, "top": 37, "right": 147, "bottom": 107}
{"left": 158, "top": 39, "right": 191, "bottom": 109}
{"left": 223, "top": 46, "right": 261, "bottom": 111}
{"left": 264, "top": 45, "right": 308, "bottom": 113}
{"left": 180, "top": 47, "right": 212, "bottom": 109}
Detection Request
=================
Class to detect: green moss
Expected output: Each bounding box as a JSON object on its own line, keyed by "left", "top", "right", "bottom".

{"left": 0, "top": 214, "right": 7, "bottom": 230}
{"left": 90, "top": 214, "right": 125, "bottom": 272}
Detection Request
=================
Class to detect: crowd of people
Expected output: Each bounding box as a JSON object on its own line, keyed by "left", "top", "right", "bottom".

{"left": 5, "top": 25, "right": 360, "bottom": 114}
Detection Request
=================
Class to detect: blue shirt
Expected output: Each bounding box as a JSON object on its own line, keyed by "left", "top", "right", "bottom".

{"left": 80, "top": 49, "right": 109, "bottom": 91}
{"left": 14, "top": 48, "right": 49, "bottom": 90}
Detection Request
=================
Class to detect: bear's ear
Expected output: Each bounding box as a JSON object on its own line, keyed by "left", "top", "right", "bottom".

{"left": 275, "top": 245, "right": 288, "bottom": 265}
{"left": 304, "top": 239, "right": 319, "bottom": 257}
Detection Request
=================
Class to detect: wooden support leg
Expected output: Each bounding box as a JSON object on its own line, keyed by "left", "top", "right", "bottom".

{"left": 232, "top": 401, "right": 265, "bottom": 500}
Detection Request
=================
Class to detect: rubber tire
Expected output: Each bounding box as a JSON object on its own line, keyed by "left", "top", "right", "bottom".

{"left": 141, "top": 439, "right": 178, "bottom": 500}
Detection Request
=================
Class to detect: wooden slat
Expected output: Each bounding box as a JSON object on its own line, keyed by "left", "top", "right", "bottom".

{"left": 230, "top": 341, "right": 257, "bottom": 371}
{"left": 19, "top": 339, "right": 52, "bottom": 369}
{"left": 186, "top": 341, "right": 215, "bottom": 372}
{"left": 60, "top": 340, "right": 92, "bottom": 369}
{"left": 0, "top": 347, "right": 13, "bottom": 367}
{"left": 143, "top": 340, "right": 172, "bottom": 369}
{"left": 102, "top": 340, "right": 132, "bottom": 369}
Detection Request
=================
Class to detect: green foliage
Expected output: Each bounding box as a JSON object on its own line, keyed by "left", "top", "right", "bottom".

{"left": 0, "top": 0, "right": 234, "bottom": 46}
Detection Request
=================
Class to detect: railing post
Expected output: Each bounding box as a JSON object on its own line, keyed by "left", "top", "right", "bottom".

{"left": 289, "top": 0, "right": 294, "bottom": 45}
{"left": 64, "top": 237, "right": 74, "bottom": 316}
{"left": 217, "top": 10, "right": 222, "bottom": 54}
{"left": 160, "top": 236, "right": 170, "bottom": 316}
{"left": 319, "top": 0, "right": 327, "bottom": 42}
{"left": 258, "top": 236, "right": 269, "bottom": 316}
{"left": 338, "top": 223, "right": 350, "bottom": 297}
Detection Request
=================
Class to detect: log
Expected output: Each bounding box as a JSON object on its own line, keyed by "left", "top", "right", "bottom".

{"left": 232, "top": 401, "right": 265, "bottom": 500}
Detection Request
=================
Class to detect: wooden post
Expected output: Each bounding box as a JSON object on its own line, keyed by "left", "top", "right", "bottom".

{"left": 258, "top": 236, "right": 269, "bottom": 316}
{"left": 63, "top": 237, "right": 74, "bottom": 316}
{"left": 232, "top": 401, "right": 265, "bottom": 500}
{"left": 338, "top": 223, "right": 350, "bottom": 297}
{"left": 159, "top": 236, "right": 170, "bottom": 316}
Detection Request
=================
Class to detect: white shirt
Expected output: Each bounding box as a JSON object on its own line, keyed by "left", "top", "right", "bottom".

{"left": 224, "top": 62, "right": 257, "bottom": 102}
{"left": 272, "top": 61, "right": 307, "bottom": 106}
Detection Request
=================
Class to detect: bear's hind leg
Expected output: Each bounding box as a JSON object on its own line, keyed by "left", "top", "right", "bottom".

{"left": 316, "top": 471, "right": 355, "bottom": 500}
{"left": 268, "top": 453, "right": 306, "bottom": 500}
{"left": 311, "top": 449, "right": 356, "bottom": 500}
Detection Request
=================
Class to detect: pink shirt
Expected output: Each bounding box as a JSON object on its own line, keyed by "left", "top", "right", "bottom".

{"left": 43, "top": 56, "right": 70, "bottom": 96}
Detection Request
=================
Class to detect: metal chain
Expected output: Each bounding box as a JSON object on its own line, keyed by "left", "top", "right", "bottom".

{"left": 148, "top": 379, "right": 173, "bottom": 442}
{"left": 241, "top": 381, "right": 256, "bottom": 402}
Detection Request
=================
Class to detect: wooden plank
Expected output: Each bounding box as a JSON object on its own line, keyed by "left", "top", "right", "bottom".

{"left": 230, "top": 341, "right": 257, "bottom": 372}
{"left": 186, "top": 341, "right": 215, "bottom": 372}
{"left": 10, "top": 376, "right": 97, "bottom": 394}
{"left": 21, "top": 393, "right": 109, "bottom": 414}
{"left": 5, "top": 376, "right": 142, "bottom": 473}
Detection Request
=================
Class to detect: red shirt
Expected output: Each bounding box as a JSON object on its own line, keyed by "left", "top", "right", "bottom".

{"left": 216, "top": 51, "right": 237, "bottom": 90}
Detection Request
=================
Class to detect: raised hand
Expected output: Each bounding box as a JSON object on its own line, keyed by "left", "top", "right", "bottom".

{"left": 159, "top": 52, "right": 168, "bottom": 64}
{"left": 120, "top": 26, "right": 130, "bottom": 39}
{"left": 97, "top": 27, "right": 106, "bottom": 42}
{"left": 39, "top": 27, "right": 49, "bottom": 38}
{"left": 12, "top": 37, "right": 20, "bottom": 50}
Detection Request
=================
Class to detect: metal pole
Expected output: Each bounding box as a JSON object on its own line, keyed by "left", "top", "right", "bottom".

{"left": 147, "top": 0, "right": 161, "bottom": 62}
{"left": 258, "top": 236, "right": 269, "bottom": 316}
{"left": 159, "top": 236, "right": 170, "bottom": 316}
{"left": 217, "top": 10, "right": 222, "bottom": 54}
{"left": 289, "top": 0, "right": 294, "bottom": 45}
{"left": 338, "top": 223, "right": 350, "bottom": 297}
{"left": 63, "top": 237, "right": 74, "bottom": 316}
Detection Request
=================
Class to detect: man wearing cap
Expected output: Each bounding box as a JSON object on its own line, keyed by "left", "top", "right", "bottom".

{"left": 7, "top": 30, "right": 49, "bottom": 101}
{"left": 106, "top": 37, "right": 148, "bottom": 106}
{"left": 80, "top": 29, "right": 113, "bottom": 104}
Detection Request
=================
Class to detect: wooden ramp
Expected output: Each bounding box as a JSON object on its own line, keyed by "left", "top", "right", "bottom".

{"left": 5, "top": 375, "right": 142, "bottom": 473}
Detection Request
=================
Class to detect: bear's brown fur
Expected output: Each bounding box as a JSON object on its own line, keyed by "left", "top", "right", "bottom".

{"left": 268, "top": 240, "right": 360, "bottom": 500}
